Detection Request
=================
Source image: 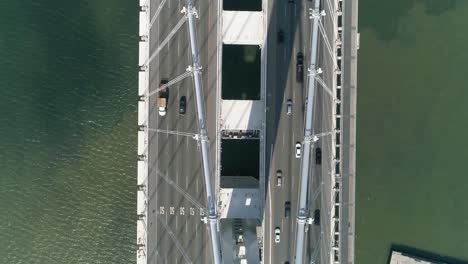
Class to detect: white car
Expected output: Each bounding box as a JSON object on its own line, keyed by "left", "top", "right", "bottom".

{"left": 275, "top": 227, "right": 281, "bottom": 243}
{"left": 286, "top": 99, "right": 292, "bottom": 115}
{"left": 295, "top": 142, "right": 301, "bottom": 158}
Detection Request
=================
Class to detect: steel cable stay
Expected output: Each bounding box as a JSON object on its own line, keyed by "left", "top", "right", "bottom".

{"left": 149, "top": 0, "right": 167, "bottom": 30}
{"left": 137, "top": 128, "right": 199, "bottom": 177}
{"left": 316, "top": 13, "right": 340, "bottom": 72}
{"left": 156, "top": 214, "right": 193, "bottom": 264}
{"left": 156, "top": 169, "right": 207, "bottom": 211}
{"left": 147, "top": 128, "right": 198, "bottom": 139}
{"left": 309, "top": 231, "right": 322, "bottom": 264}
{"left": 148, "top": 69, "right": 193, "bottom": 97}
{"left": 324, "top": 0, "right": 337, "bottom": 28}
{"left": 315, "top": 74, "right": 340, "bottom": 103}
{"left": 146, "top": 15, "right": 188, "bottom": 66}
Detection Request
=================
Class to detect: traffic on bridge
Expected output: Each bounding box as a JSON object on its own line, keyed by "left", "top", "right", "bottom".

{"left": 136, "top": 0, "right": 358, "bottom": 263}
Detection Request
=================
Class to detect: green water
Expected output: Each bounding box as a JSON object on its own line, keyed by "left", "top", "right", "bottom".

{"left": 0, "top": 1, "right": 138, "bottom": 263}
{"left": 357, "top": 0, "right": 468, "bottom": 263}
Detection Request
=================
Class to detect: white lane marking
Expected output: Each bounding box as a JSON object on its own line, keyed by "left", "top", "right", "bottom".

{"left": 176, "top": 75, "right": 180, "bottom": 190}
{"left": 292, "top": 72, "right": 296, "bottom": 104}
{"left": 185, "top": 135, "right": 189, "bottom": 190}
{"left": 304, "top": 2, "right": 307, "bottom": 18}
{"left": 157, "top": 206, "right": 205, "bottom": 217}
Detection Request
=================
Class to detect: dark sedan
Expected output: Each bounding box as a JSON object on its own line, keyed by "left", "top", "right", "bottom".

{"left": 179, "top": 96, "right": 186, "bottom": 115}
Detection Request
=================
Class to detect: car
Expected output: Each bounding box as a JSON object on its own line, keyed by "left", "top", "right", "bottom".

{"left": 179, "top": 96, "right": 186, "bottom": 115}
{"left": 277, "top": 30, "right": 285, "bottom": 43}
{"left": 284, "top": 201, "right": 291, "bottom": 218}
{"left": 276, "top": 170, "right": 282, "bottom": 187}
{"left": 287, "top": 99, "right": 292, "bottom": 115}
{"left": 295, "top": 142, "right": 301, "bottom": 158}
{"left": 315, "top": 147, "right": 322, "bottom": 164}
{"left": 275, "top": 227, "right": 281, "bottom": 243}
{"left": 296, "top": 52, "right": 304, "bottom": 82}
{"left": 314, "top": 209, "right": 320, "bottom": 225}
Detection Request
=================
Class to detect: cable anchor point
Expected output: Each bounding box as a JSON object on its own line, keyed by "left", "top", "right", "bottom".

{"left": 309, "top": 8, "right": 321, "bottom": 19}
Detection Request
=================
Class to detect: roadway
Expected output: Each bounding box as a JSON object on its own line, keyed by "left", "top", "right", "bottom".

{"left": 142, "top": 0, "right": 353, "bottom": 262}
{"left": 340, "top": 0, "right": 358, "bottom": 262}
{"left": 263, "top": 0, "right": 310, "bottom": 263}
{"left": 264, "top": 0, "right": 338, "bottom": 263}
{"left": 146, "top": 0, "right": 219, "bottom": 263}
{"left": 312, "top": 0, "right": 338, "bottom": 263}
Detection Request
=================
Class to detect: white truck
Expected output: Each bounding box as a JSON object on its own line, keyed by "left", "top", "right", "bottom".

{"left": 158, "top": 80, "right": 168, "bottom": 116}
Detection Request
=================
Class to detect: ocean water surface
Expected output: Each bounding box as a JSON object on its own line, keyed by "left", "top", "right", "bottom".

{"left": 357, "top": 0, "right": 468, "bottom": 263}
{"left": 0, "top": 1, "right": 138, "bottom": 263}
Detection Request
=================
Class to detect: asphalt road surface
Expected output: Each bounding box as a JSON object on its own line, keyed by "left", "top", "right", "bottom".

{"left": 142, "top": 0, "right": 354, "bottom": 262}
{"left": 146, "top": 0, "right": 219, "bottom": 263}
{"left": 263, "top": 0, "right": 340, "bottom": 263}
{"left": 263, "top": 0, "right": 310, "bottom": 263}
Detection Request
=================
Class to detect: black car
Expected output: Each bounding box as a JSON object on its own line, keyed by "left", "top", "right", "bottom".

{"left": 179, "top": 96, "right": 186, "bottom": 115}
{"left": 284, "top": 201, "right": 291, "bottom": 218}
{"left": 296, "top": 52, "right": 304, "bottom": 82}
{"left": 315, "top": 147, "right": 322, "bottom": 165}
{"left": 277, "top": 30, "right": 285, "bottom": 43}
{"left": 314, "top": 209, "right": 320, "bottom": 225}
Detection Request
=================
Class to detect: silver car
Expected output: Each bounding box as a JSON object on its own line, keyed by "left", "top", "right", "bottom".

{"left": 286, "top": 99, "right": 292, "bottom": 115}
{"left": 276, "top": 170, "right": 282, "bottom": 187}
